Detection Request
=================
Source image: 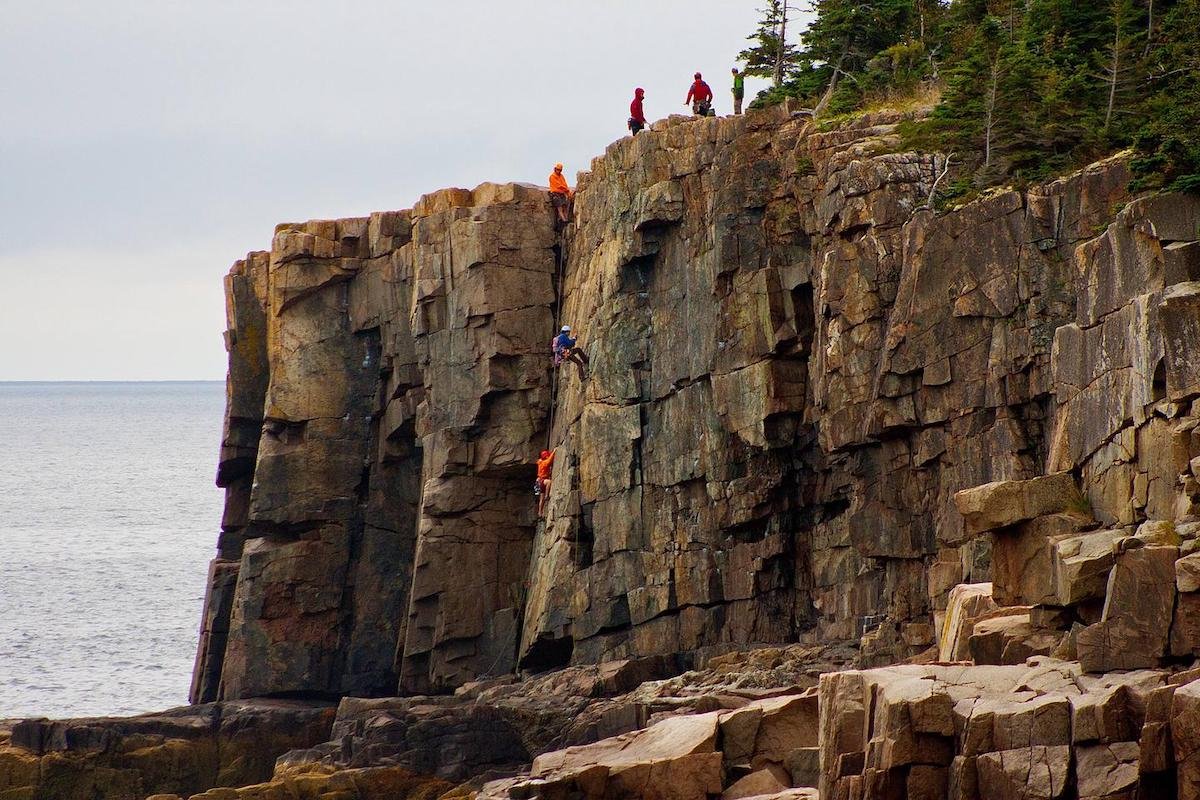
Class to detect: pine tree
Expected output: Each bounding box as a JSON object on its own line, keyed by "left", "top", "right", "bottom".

{"left": 744, "top": 0, "right": 1199, "bottom": 191}
{"left": 802, "top": 0, "right": 916, "bottom": 114}
{"left": 1132, "top": 0, "right": 1200, "bottom": 189}
{"left": 1094, "top": 0, "right": 1144, "bottom": 135}
{"left": 739, "top": 1, "right": 801, "bottom": 87}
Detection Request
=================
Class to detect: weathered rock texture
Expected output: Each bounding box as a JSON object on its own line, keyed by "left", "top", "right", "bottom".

{"left": 188, "top": 106, "right": 1200, "bottom": 706}
{"left": 0, "top": 701, "right": 334, "bottom": 800}
{"left": 818, "top": 659, "right": 1200, "bottom": 800}
{"left": 191, "top": 184, "right": 558, "bottom": 701}
{"left": 0, "top": 105, "right": 1157, "bottom": 800}
{"left": 521, "top": 113, "right": 1144, "bottom": 671}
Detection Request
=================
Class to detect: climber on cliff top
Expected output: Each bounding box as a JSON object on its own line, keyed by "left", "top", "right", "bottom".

{"left": 535, "top": 448, "right": 555, "bottom": 515}
{"left": 731, "top": 67, "right": 745, "bottom": 115}
{"left": 552, "top": 324, "right": 589, "bottom": 380}
{"left": 629, "top": 88, "right": 647, "bottom": 136}
{"left": 548, "top": 163, "right": 573, "bottom": 225}
{"left": 686, "top": 72, "right": 714, "bottom": 117}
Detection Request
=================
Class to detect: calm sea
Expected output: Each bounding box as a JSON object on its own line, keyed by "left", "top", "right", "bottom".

{"left": 0, "top": 382, "right": 225, "bottom": 719}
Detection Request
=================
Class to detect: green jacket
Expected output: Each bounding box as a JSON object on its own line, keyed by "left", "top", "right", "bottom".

{"left": 732, "top": 73, "right": 744, "bottom": 96}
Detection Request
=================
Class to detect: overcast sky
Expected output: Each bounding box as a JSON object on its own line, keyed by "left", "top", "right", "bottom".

{"left": 2, "top": 1, "right": 811, "bottom": 381}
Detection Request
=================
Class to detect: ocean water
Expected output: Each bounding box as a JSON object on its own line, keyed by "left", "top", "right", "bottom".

{"left": 0, "top": 382, "right": 225, "bottom": 719}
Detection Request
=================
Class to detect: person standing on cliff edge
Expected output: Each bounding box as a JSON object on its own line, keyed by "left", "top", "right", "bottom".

{"left": 629, "top": 87, "right": 647, "bottom": 136}
{"left": 685, "top": 72, "right": 713, "bottom": 116}
{"left": 548, "top": 163, "right": 573, "bottom": 225}
{"left": 731, "top": 67, "right": 745, "bottom": 115}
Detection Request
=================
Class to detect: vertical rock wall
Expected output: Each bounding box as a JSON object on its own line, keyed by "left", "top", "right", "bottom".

{"left": 520, "top": 110, "right": 1133, "bottom": 669}
{"left": 195, "top": 106, "right": 1198, "bottom": 701}
{"left": 194, "top": 184, "right": 557, "bottom": 701}
{"left": 191, "top": 251, "right": 270, "bottom": 703}
{"left": 396, "top": 184, "right": 557, "bottom": 693}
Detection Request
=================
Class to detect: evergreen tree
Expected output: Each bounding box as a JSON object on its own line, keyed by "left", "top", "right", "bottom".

{"left": 1095, "top": 0, "right": 1144, "bottom": 135}
{"left": 1132, "top": 0, "right": 1200, "bottom": 189}
{"left": 802, "top": 0, "right": 916, "bottom": 113}
{"left": 741, "top": 0, "right": 1200, "bottom": 191}
{"left": 739, "top": 1, "right": 801, "bottom": 87}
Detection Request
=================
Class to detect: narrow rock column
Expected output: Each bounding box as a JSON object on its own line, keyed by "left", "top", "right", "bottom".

{"left": 191, "top": 250, "right": 269, "bottom": 704}
{"left": 218, "top": 218, "right": 392, "bottom": 699}
{"left": 398, "top": 184, "right": 558, "bottom": 692}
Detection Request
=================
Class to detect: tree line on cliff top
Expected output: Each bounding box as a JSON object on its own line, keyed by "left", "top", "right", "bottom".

{"left": 742, "top": 0, "right": 1200, "bottom": 197}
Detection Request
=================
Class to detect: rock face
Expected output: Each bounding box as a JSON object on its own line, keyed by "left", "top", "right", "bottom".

{"left": 817, "top": 660, "right": 1200, "bottom": 800}
{"left": 0, "top": 701, "right": 334, "bottom": 800}
{"left": 186, "top": 106, "right": 1200, "bottom": 703}
{"left": 191, "top": 184, "right": 558, "bottom": 701}
{"left": 51, "top": 105, "right": 1180, "bottom": 800}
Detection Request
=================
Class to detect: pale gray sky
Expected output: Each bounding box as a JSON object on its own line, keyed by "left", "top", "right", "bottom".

{"left": 2, "top": 2, "right": 808, "bottom": 380}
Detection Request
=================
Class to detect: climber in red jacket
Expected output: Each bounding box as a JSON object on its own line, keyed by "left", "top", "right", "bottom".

{"left": 628, "top": 87, "right": 647, "bottom": 136}
{"left": 685, "top": 73, "right": 714, "bottom": 117}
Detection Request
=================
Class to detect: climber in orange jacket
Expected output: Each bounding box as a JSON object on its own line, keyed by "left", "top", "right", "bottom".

{"left": 535, "top": 448, "right": 555, "bottom": 515}
{"left": 685, "top": 72, "right": 714, "bottom": 116}
{"left": 548, "top": 163, "right": 573, "bottom": 224}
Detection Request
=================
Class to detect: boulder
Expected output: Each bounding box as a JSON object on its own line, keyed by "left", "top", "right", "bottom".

{"left": 749, "top": 692, "right": 819, "bottom": 770}
{"left": 783, "top": 747, "right": 820, "bottom": 788}
{"left": 1074, "top": 741, "right": 1139, "bottom": 800}
{"left": 1077, "top": 546, "right": 1178, "bottom": 672}
{"left": 1178, "top": 552, "right": 1200, "bottom": 593}
{"left": 968, "top": 613, "right": 1064, "bottom": 666}
{"left": 1173, "top": 591, "right": 1200, "bottom": 657}
{"left": 975, "top": 745, "right": 1070, "bottom": 800}
{"left": 1174, "top": 678, "right": 1200, "bottom": 800}
{"left": 511, "top": 711, "right": 724, "bottom": 800}
{"left": 992, "top": 514, "right": 1091, "bottom": 606}
{"left": 1139, "top": 683, "right": 1178, "bottom": 775}
{"left": 1069, "top": 684, "right": 1138, "bottom": 744}
{"left": 732, "top": 791, "right": 818, "bottom": 800}
{"left": 954, "top": 474, "right": 1081, "bottom": 535}
{"left": 723, "top": 765, "right": 790, "bottom": 800}
{"left": 939, "top": 583, "right": 998, "bottom": 662}
{"left": 1050, "top": 528, "right": 1126, "bottom": 606}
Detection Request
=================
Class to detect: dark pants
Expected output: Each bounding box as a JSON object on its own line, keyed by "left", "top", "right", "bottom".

{"left": 557, "top": 347, "right": 589, "bottom": 379}
{"left": 733, "top": 93, "right": 744, "bottom": 115}
{"left": 629, "top": 119, "right": 645, "bottom": 135}
{"left": 550, "top": 191, "right": 570, "bottom": 223}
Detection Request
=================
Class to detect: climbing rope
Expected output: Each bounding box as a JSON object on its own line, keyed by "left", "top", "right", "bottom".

{"left": 545, "top": 227, "right": 568, "bottom": 450}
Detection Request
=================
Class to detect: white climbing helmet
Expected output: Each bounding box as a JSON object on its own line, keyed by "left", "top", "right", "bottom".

{"left": 561, "top": 325, "right": 571, "bottom": 332}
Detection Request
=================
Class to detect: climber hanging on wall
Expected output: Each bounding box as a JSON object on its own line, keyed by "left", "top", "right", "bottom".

{"left": 548, "top": 162, "right": 574, "bottom": 226}
{"left": 534, "top": 448, "right": 555, "bottom": 516}
{"left": 552, "top": 325, "right": 589, "bottom": 380}
{"left": 628, "top": 87, "right": 647, "bottom": 136}
{"left": 685, "top": 72, "right": 714, "bottom": 117}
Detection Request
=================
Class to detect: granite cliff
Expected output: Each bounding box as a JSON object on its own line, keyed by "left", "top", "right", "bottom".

{"left": 5, "top": 105, "right": 1200, "bottom": 800}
